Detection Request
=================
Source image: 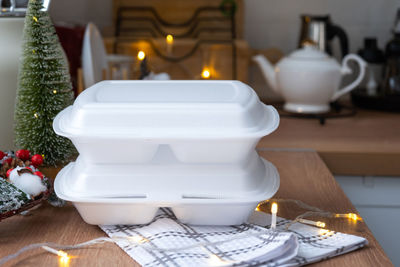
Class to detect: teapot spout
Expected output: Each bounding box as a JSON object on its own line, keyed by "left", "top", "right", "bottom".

{"left": 252, "top": 54, "right": 278, "bottom": 93}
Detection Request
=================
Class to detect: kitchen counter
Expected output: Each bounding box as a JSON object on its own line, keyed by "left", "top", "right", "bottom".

{"left": 0, "top": 151, "right": 391, "bottom": 266}
{"left": 258, "top": 109, "right": 400, "bottom": 176}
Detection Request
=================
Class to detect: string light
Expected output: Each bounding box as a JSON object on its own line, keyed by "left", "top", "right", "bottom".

{"left": 32, "top": 16, "right": 38, "bottom": 22}
{"left": 318, "top": 229, "right": 335, "bottom": 236}
{"left": 335, "top": 213, "right": 362, "bottom": 221}
{"left": 257, "top": 199, "right": 362, "bottom": 231}
{"left": 34, "top": 113, "right": 38, "bottom": 119}
{"left": 201, "top": 68, "right": 211, "bottom": 79}
{"left": 53, "top": 90, "right": 57, "bottom": 94}
{"left": 137, "top": 51, "right": 145, "bottom": 61}
{"left": 127, "top": 236, "right": 147, "bottom": 244}
{"left": 32, "top": 49, "right": 36, "bottom": 54}
{"left": 208, "top": 253, "right": 230, "bottom": 266}
{"left": 58, "top": 251, "right": 70, "bottom": 265}
{"left": 41, "top": 246, "right": 70, "bottom": 264}
{"left": 298, "top": 218, "right": 326, "bottom": 228}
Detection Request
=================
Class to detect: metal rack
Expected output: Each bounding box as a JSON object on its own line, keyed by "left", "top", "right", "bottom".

{"left": 113, "top": 4, "right": 237, "bottom": 79}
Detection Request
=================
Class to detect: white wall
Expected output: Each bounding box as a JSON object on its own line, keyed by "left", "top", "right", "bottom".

{"left": 244, "top": 0, "right": 398, "bottom": 54}
{"left": 48, "top": 0, "right": 112, "bottom": 29}
{"left": 0, "top": 18, "right": 25, "bottom": 150}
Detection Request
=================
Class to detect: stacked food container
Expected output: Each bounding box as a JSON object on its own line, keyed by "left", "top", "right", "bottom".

{"left": 54, "top": 80, "right": 280, "bottom": 225}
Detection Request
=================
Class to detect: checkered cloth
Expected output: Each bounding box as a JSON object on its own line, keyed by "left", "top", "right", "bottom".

{"left": 100, "top": 209, "right": 367, "bottom": 266}
{"left": 248, "top": 211, "right": 368, "bottom": 266}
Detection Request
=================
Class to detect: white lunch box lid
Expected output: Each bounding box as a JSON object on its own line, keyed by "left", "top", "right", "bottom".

{"left": 53, "top": 80, "right": 279, "bottom": 138}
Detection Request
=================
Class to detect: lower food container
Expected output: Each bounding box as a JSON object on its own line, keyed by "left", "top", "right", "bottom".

{"left": 54, "top": 158, "right": 280, "bottom": 225}
{"left": 59, "top": 148, "right": 269, "bottom": 198}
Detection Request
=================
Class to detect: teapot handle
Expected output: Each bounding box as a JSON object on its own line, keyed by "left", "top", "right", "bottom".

{"left": 331, "top": 54, "right": 367, "bottom": 101}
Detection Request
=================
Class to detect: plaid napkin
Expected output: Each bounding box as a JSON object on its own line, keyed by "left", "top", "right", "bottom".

{"left": 101, "top": 208, "right": 298, "bottom": 266}
{"left": 100, "top": 209, "right": 367, "bottom": 266}
{"left": 248, "top": 211, "right": 368, "bottom": 266}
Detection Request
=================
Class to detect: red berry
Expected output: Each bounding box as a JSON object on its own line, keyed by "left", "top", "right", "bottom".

{"left": 6, "top": 168, "right": 13, "bottom": 178}
{"left": 16, "top": 149, "right": 30, "bottom": 161}
{"left": 4, "top": 157, "right": 12, "bottom": 165}
{"left": 0, "top": 151, "right": 5, "bottom": 160}
{"left": 34, "top": 171, "right": 44, "bottom": 179}
{"left": 25, "top": 167, "right": 33, "bottom": 172}
{"left": 31, "top": 154, "right": 43, "bottom": 167}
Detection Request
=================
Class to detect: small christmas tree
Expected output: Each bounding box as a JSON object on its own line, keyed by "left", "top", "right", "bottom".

{"left": 14, "top": 0, "right": 74, "bottom": 166}
{"left": 0, "top": 179, "right": 30, "bottom": 214}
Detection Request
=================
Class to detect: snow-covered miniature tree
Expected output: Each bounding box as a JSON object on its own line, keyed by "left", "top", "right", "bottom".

{"left": 14, "top": 0, "right": 74, "bottom": 166}
{"left": 0, "top": 179, "right": 30, "bottom": 214}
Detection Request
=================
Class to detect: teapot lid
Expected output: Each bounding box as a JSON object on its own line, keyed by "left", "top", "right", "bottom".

{"left": 289, "top": 45, "right": 329, "bottom": 60}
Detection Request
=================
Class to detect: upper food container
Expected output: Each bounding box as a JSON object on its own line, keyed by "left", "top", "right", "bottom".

{"left": 53, "top": 80, "right": 279, "bottom": 164}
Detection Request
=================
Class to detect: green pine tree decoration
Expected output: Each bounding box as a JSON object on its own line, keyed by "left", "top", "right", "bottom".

{"left": 0, "top": 179, "right": 31, "bottom": 214}
{"left": 14, "top": 0, "right": 74, "bottom": 166}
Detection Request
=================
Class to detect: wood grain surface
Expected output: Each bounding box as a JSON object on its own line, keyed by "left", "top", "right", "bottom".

{"left": 258, "top": 109, "right": 400, "bottom": 176}
{"left": 0, "top": 151, "right": 393, "bottom": 266}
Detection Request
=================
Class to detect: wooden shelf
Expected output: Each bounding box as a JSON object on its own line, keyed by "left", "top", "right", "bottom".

{"left": 258, "top": 108, "right": 400, "bottom": 176}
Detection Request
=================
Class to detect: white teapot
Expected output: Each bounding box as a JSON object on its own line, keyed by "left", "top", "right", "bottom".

{"left": 252, "top": 46, "right": 367, "bottom": 113}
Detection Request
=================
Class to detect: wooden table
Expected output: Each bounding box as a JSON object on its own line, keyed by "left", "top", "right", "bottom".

{"left": 0, "top": 151, "right": 392, "bottom": 266}
{"left": 258, "top": 109, "right": 400, "bottom": 176}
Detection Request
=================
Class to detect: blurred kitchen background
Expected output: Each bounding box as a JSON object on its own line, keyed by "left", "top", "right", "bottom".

{"left": 1, "top": 0, "right": 400, "bottom": 265}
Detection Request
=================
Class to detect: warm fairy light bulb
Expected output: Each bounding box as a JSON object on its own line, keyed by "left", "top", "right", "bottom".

{"left": 208, "top": 254, "right": 228, "bottom": 266}
{"left": 137, "top": 51, "right": 145, "bottom": 61}
{"left": 347, "top": 213, "right": 360, "bottom": 221}
{"left": 34, "top": 113, "right": 38, "bottom": 118}
{"left": 335, "top": 213, "right": 361, "bottom": 221}
{"left": 42, "top": 246, "right": 70, "bottom": 265}
{"left": 128, "top": 236, "right": 147, "bottom": 243}
{"left": 298, "top": 218, "right": 326, "bottom": 228}
{"left": 166, "top": 34, "right": 174, "bottom": 44}
{"left": 318, "top": 228, "right": 334, "bottom": 236}
{"left": 58, "top": 250, "right": 70, "bottom": 264}
{"left": 53, "top": 90, "right": 57, "bottom": 94}
{"left": 201, "top": 68, "right": 211, "bottom": 79}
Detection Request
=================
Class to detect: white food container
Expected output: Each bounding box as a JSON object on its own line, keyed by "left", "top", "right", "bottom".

{"left": 54, "top": 80, "right": 281, "bottom": 225}
{"left": 54, "top": 156, "right": 280, "bottom": 225}
{"left": 53, "top": 80, "right": 279, "bottom": 164}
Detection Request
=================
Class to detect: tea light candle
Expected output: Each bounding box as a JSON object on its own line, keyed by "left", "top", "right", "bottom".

{"left": 137, "top": 51, "right": 149, "bottom": 79}
{"left": 271, "top": 202, "right": 278, "bottom": 230}
{"left": 137, "top": 51, "right": 145, "bottom": 61}
{"left": 166, "top": 34, "right": 173, "bottom": 55}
